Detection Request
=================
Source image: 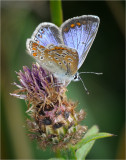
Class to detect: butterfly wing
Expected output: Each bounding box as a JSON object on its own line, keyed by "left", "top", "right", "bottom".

{"left": 31, "top": 22, "right": 63, "bottom": 47}
{"left": 60, "top": 15, "right": 100, "bottom": 69}
{"left": 26, "top": 39, "right": 78, "bottom": 78}
{"left": 26, "top": 39, "right": 45, "bottom": 61}
{"left": 26, "top": 39, "right": 61, "bottom": 74}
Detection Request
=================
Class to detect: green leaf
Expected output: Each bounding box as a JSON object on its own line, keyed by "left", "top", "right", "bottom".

{"left": 75, "top": 132, "right": 113, "bottom": 150}
{"left": 55, "top": 125, "right": 113, "bottom": 160}
{"left": 84, "top": 125, "right": 99, "bottom": 137}
{"left": 50, "top": 0, "right": 63, "bottom": 26}
{"left": 76, "top": 139, "right": 95, "bottom": 160}
{"left": 76, "top": 125, "right": 99, "bottom": 159}
{"left": 75, "top": 125, "right": 113, "bottom": 160}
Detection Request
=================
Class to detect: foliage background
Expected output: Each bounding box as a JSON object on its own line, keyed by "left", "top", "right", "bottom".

{"left": 1, "top": 1, "right": 125, "bottom": 159}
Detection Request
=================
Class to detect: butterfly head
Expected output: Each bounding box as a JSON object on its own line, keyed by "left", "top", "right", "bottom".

{"left": 73, "top": 72, "right": 80, "bottom": 82}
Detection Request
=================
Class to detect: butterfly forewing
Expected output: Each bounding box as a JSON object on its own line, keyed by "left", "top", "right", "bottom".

{"left": 61, "top": 15, "right": 100, "bottom": 69}
{"left": 31, "top": 23, "right": 63, "bottom": 47}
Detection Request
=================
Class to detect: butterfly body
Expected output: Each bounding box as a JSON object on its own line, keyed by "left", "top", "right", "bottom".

{"left": 26, "top": 15, "right": 100, "bottom": 85}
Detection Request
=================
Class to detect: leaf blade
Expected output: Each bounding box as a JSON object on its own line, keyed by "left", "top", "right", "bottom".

{"left": 75, "top": 125, "right": 113, "bottom": 160}
{"left": 75, "top": 132, "right": 113, "bottom": 150}
{"left": 76, "top": 125, "right": 99, "bottom": 160}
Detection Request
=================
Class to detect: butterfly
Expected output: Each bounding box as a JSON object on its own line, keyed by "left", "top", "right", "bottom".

{"left": 26, "top": 15, "right": 100, "bottom": 86}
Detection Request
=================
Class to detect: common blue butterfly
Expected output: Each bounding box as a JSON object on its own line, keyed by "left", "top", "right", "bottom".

{"left": 26, "top": 15, "right": 100, "bottom": 86}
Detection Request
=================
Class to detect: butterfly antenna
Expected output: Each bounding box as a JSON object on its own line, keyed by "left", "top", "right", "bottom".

{"left": 78, "top": 72, "right": 103, "bottom": 94}
{"left": 79, "top": 75, "right": 89, "bottom": 95}
{"left": 79, "top": 72, "right": 103, "bottom": 75}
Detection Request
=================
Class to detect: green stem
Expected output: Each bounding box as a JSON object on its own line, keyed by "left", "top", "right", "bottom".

{"left": 50, "top": 0, "right": 63, "bottom": 26}
{"left": 55, "top": 148, "right": 77, "bottom": 160}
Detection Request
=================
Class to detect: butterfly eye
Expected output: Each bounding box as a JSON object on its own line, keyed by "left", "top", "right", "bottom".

{"left": 74, "top": 74, "right": 77, "bottom": 80}
{"left": 73, "top": 73, "right": 80, "bottom": 81}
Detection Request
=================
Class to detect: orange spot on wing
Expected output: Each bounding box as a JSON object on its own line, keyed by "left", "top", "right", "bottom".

{"left": 76, "top": 22, "right": 81, "bottom": 26}
{"left": 71, "top": 24, "right": 75, "bottom": 28}
{"left": 60, "top": 47, "right": 64, "bottom": 50}
{"left": 32, "top": 43, "right": 38, "bottom": 46}
{"left": 55, "top": 46, "right": 59, "bottom": 50}
{"left": 51, "top": 48, "right": 56, "bottom": 51}
{"left": 64, "top": 27, "right": 69, "bottom": 32}
{"left": 33, "top": 53, "right": 37, "bottom": 56}
{"left": 32, "top": 47, "right": 37, "bottom": 50}
{"left": 40, "top": 45, "right": 45, "bottom": 48}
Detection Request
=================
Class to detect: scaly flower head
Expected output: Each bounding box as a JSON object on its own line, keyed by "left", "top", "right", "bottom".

{"left": 11, "top": 63, "right": 87, "bottom": 150}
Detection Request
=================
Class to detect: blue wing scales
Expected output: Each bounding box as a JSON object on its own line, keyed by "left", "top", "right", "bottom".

{"left": 61, "top": 15, "right": 100, "bottom": 69}
{"left": 31, "top": 22, "right": 63, "bottom": 47}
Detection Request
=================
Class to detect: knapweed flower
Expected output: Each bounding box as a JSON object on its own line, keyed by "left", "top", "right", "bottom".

{"left": 11, "top": 63, "right": 87, "bottom": 150}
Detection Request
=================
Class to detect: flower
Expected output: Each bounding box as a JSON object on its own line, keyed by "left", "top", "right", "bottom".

{"left": 10, "top": 63, "right": 87, "bottom": 150}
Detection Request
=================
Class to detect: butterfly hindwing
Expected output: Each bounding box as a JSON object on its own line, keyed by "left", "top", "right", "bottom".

{"left": 60, "top": 15, "right": 100, "bottom": 69}
{"left": 26, "top": 39, "right": 46, "bottom": 62}
{"left": 31, "top": 22, "right": 63, "bottom": 47}
{"left": 26, "top": 39, "right": 78, "bottom": 76}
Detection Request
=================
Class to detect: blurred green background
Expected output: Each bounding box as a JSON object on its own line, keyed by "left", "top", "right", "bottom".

{"left": 1, "top": 1, "right": 125, "bottom": 159}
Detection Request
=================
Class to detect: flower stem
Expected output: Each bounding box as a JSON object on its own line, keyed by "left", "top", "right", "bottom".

{"left": 50, "top": 0, "right": 63, "bottom": 26}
